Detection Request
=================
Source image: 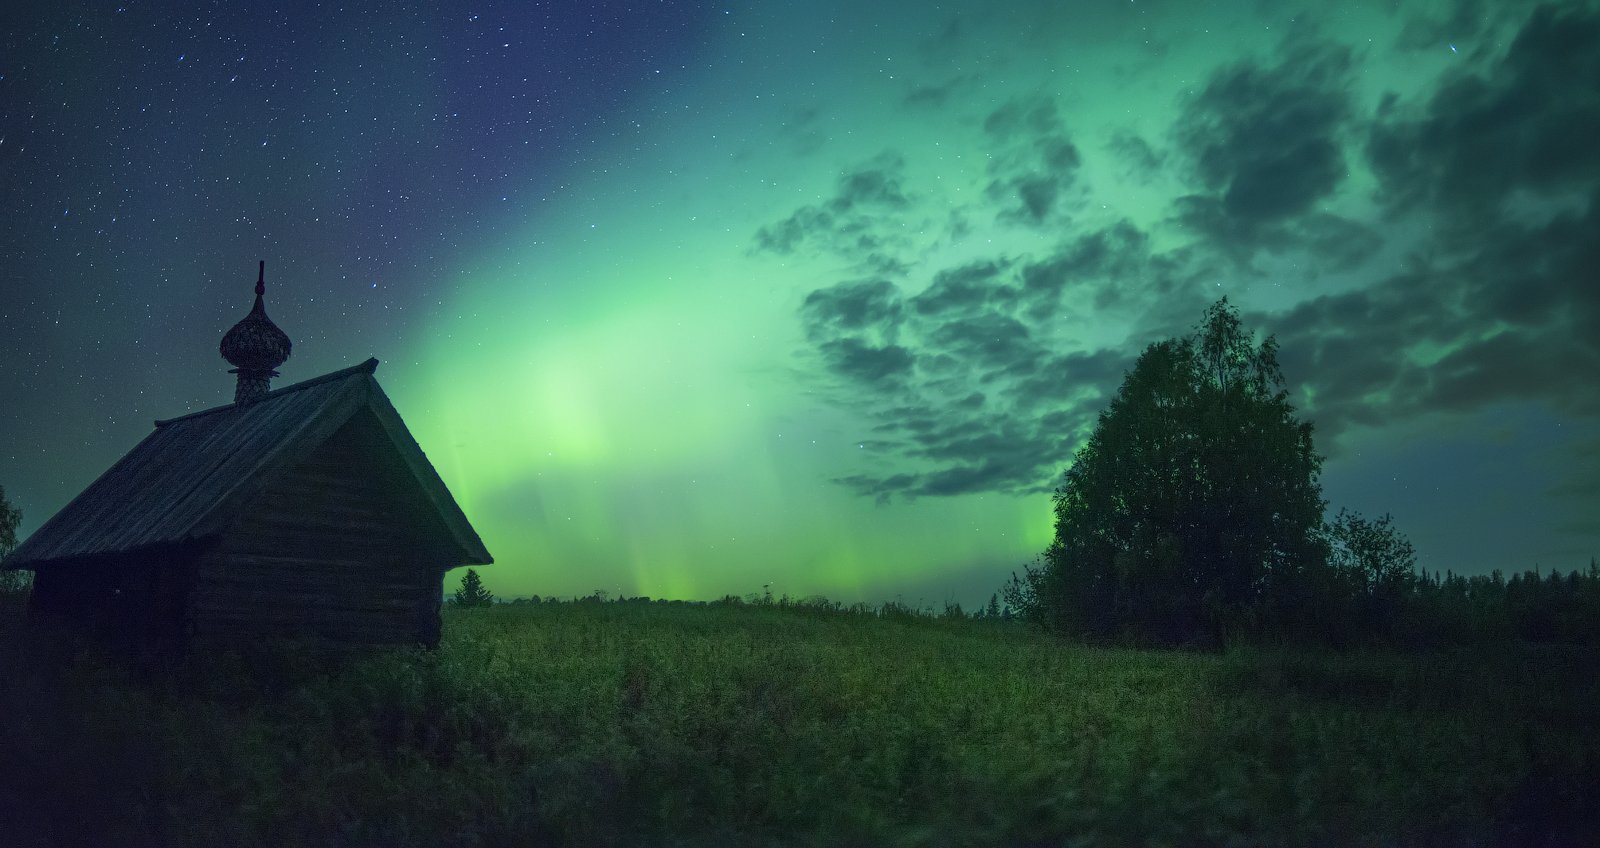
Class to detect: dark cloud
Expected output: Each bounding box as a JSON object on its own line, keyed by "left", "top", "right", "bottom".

{"left": 754, "top": 208, "right": 826, "bottom": 254}
{"left": 983, "top": 98, "right": 1063, "bottom": 139}
{"left": 1367, "top": 4, "right": 1600, "bottom": 235}
{"left": 1423, "top": 332, "right": 1600, "bottom": 416}
{"left": 815, "top": 338, "right": 916, "bottom": 386}
{"left": 1299, "top": 213, "right": 1385, "bottom": 273}
{"left": 917, "top": 459, "right": 1036, "bottom": 497}
{"left": 791, "top": 235, "right": 1164, "bottom": 501}
{"left": 761, "top": 143, "right": 1138, "bottom": 503}
{"left": 800, "top": 279, "right": 914, "bottom": 386}
{"left": 1247, "top": 3, "right": 1600, "bottom": 452}
{"left": 833, "top": 161, "right": 911, "bottom": 211}
{"left": 1171, "top": 41, "right": 1357, "bottom": 261}
{"left": 1107, "top": 131, "right": 1164, "bottom": 180}
{"left": 902, "top": 76, "right": 972, "bottom": 109}
{"left": 833, "top": 410, "right": 1088, "bottom": 502}
{"left": 981, "top": 97, "right": 1083, "bottom": 225}
{"left": 741, "top": 4, "right": 1600, "bottom": 585}
{"left": 1263, "top": 263, "right": 1473, "bottom": 444}
{"left": 1359, "top": 302, "right": 1596, "bottom": 427}
{"left": 832, "top": 473, "right": 920, "bottom": 505}
{"left": 927, "top": 313, "right": 1040, "bottom": 373}
{"left": 837, "top": 391, "right": 1116, "bottom": 502}
{"left": 996, "top": 175, "right": 1061, "bottom": 224}
{"left": 942, "top": 209, "right": 974, "bottom": 243}
{"left": 1007, "top": 350, "right": 1132, "bottom": 413}
{"left": 779, "top": 198, "right": 1218, "bottom": 502}
{"left": 752, "top": 152, "right": 912, "bottom": 268}
{"left": 909, "top": 260, "right": 1016, "bottom": 316}
{"left": 1266, "top": 182, "right": 1600, "bottom": 448}
{"left": 1019, "top": 221, "right": 1149, "bottom": 317}
{"left": 800, "top": 278, "right": 904, "bottom": 341}
{"left": 797, "top": 269, "right": 1106, "bottom": 499}
{"left": 1466, "top": 192, "right": 1600, "bottom": 332}
{"left": 1181, "top": 46, "right": 1352, "bottom": 219}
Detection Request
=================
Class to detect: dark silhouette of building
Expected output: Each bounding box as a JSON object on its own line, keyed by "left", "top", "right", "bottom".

{"left": 1, "top": 263, "right": 491, "bottom": 649}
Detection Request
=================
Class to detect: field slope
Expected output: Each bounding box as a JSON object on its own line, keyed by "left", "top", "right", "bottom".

{"left": 2, "top": 599, "right": 1597, "bottom": 846}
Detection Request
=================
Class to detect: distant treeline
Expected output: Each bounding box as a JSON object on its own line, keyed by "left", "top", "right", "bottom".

{"left": 480, "top": 588, "right": 1023, "bottom": 624}
{"left": 459, "top": 562, "right": 1600, "bottom": 650}
{"left": 1371, "top": 563, "right": 1600, "bottom": 648}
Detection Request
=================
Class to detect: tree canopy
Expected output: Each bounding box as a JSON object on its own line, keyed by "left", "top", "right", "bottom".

{"left": 1010, "top": 299, "right": 1326, "bottom": 645}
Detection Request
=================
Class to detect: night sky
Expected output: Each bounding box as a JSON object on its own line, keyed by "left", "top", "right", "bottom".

{"left": 3, "top": 1, "right": 1596, "bottom": 605}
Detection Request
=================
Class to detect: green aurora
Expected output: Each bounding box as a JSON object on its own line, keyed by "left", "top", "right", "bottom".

{"left": 392, "top": 0, "right": 1592, "bottom": 602}
{"left": 3, "top": 0, "right": 1596, "bottom": 604}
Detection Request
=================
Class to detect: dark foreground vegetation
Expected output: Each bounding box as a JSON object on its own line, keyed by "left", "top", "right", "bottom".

{"left": 3, "top": 299, "right": 1595, "bottom": 845}
{"left": 2, "top": 596, "right": 1597, "bottom": 847}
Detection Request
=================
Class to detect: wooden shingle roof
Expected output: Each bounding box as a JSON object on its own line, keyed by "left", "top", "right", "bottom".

{"left": 4, "top": 359, "right": 491, "bottom": 569}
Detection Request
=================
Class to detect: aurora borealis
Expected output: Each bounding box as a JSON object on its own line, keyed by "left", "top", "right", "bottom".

{"left": 2, "top": 1, "right": 1596, "bottom": 605}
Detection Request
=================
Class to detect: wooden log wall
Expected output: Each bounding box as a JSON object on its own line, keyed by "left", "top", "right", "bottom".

{"left": 190, "top": 409, "right": 454, "bottom": 645}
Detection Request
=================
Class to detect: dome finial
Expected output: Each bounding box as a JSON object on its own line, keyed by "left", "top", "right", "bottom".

{"left": 220, "top": 260, "right": 293, "bottom": 404}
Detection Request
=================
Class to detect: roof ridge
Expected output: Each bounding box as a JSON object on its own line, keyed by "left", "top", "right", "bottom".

{"left": 155, "top": 357, "right": 379, "bottom": 427}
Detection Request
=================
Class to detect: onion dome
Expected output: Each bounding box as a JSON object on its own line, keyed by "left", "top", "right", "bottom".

{"left": 220, "top": 261, "right": 292, "bottom": 403}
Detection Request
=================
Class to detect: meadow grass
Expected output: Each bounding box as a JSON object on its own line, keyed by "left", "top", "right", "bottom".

{"left": 1, "top": 598, "right": 1596, "bottom": 846}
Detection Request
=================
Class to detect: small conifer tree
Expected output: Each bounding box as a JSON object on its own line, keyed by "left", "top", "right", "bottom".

{"left": 453, "top": 567, "right": 495, "bottom": 607}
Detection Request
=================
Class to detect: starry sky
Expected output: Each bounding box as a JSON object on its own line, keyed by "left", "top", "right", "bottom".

{"left": 2, "top": 0, "right": 1597, "bottom": 605}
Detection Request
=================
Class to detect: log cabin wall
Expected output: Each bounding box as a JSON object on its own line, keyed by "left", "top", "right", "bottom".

{"left": 189, "top": 408, "right": 456, "bottom": 645}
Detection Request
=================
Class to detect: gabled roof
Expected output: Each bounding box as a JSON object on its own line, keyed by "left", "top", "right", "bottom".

{"left": 4, "top": 359, "right": 492, "bottom": 569}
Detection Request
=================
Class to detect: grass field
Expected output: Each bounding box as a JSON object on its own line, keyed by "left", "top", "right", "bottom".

{"left": 1, "top": 598, "right": 1597, "bottom": 846}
